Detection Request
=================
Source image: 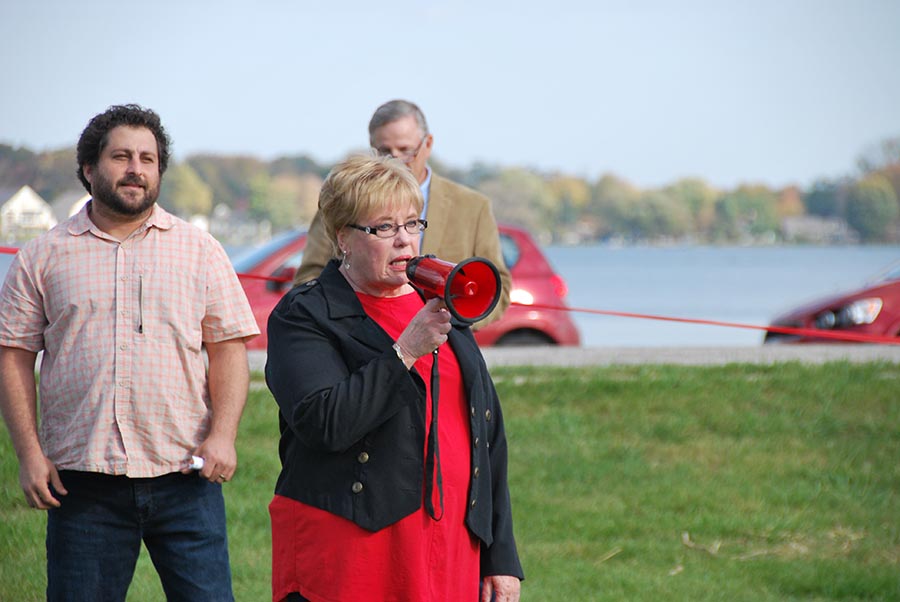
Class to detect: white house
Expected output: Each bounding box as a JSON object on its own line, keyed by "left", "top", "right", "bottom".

{"left": 51, "top": 190, "right": 90, "bottom": 222}
{"left": 0, "top": 185, "right": 58, "bottom": 242}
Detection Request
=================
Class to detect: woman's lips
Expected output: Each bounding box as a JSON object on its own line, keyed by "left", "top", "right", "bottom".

{"left": 390, "top": 257, "right": 411, "bottom": 270}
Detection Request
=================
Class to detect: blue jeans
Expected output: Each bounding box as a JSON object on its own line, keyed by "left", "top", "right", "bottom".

{"left": 47, "top": 470, "right": 234, "bottom": 602}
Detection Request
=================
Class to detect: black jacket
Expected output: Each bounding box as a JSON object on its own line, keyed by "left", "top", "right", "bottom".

{"left": 265, "top": 261, "right": 523, "bottom": 579}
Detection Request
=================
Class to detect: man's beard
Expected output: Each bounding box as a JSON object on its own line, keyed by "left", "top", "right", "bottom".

{"left": 91, "top": 172, "right": 158, "bottom": 216}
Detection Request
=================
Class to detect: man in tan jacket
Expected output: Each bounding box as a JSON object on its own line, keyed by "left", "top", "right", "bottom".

{"left": 294, "top": 99, "right": 510, "bottom": 328}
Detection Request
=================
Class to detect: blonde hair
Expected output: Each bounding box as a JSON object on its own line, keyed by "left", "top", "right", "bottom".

{"left": 319, "top": 153, "right": 424, "bottom": 257}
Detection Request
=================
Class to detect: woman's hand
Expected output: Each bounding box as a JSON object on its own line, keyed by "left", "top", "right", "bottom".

{"left": 395, "top": 298, "right": 452, "bottom": 365}
{"left": 481, "top": 575, "right": 521, "bottom": 602}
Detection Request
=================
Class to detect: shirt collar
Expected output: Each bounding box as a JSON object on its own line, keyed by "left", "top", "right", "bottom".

{"left": 420, "top": 165, "right": 432, "bottom": 219}
{"left": 68, "top": 200, "right": 176, "bottom": 238}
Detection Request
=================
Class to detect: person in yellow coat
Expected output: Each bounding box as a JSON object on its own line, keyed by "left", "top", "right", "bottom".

{"left": 294, "top": 99, "right": 510, "bottom": 328}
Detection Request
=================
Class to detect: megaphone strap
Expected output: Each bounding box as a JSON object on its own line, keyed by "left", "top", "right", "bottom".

{"left": 423, "top": 349, "right": 444, "bottom": 522}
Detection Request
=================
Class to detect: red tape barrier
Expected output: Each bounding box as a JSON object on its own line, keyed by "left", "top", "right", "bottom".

{"left": 522, "top": 302, "right": 900, "bottom": 345}
{"left": 2, "top": 245, "right": 897, "bottom": 345}
{"left": 237, "top": 272, "right": 291, "bottom": 283}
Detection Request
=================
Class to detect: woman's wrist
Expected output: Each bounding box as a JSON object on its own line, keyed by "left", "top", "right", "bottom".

{"left": 392, "top": 342, "right": 414, "bottom": 369}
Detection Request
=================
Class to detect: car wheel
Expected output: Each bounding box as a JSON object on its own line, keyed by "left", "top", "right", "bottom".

{"left": 494, "top": 330, "right": 555, "bottom": 347}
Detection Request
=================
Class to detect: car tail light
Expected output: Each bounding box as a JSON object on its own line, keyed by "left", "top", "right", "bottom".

{"left": 550, "top": 274, "right": 569, "bottom": 299}
{"left": 510, "top": 288, "right": 534, "bottom": 305}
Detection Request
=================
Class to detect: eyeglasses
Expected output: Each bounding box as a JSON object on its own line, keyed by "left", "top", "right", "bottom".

{"left": 347, "top": 218, "right": 428, "bottom": 239}
{"left": 374, "top": 135, "right": 427, "bottom": 163}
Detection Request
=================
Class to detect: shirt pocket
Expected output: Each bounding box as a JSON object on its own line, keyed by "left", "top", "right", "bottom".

{"left": 136, "top": 265, "right": 205, "bottom": 352}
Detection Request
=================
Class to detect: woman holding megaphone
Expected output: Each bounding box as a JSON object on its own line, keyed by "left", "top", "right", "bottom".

{"left": 265, "top": 154, "right": 523, "bottom": 602}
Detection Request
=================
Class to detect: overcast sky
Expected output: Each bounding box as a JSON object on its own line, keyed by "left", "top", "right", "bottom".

{"left": 2, "top": 0, "right": 898, "bottom": 189}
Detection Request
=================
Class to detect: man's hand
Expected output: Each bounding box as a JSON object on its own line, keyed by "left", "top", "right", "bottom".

{"left": 0, "top": 346, "right": 64, "bottom": 509}
{"left": 198, "top": 338, "right": 250, "bottom": 485}
{"left": 19, "top": 449, "right": 66, "bottom": 509}
{"left": 189, "top": 435, "right": 238, "bottom": 484}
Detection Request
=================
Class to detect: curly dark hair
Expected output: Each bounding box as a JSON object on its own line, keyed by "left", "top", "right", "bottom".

{"left": 76, "top": 104, "right": 172, "bottom": 193}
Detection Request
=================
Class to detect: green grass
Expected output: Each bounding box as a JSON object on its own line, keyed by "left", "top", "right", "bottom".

{"left": 1, "top": 362, "right": 899, "bottom": 600}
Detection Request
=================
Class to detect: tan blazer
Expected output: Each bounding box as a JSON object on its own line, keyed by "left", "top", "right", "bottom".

{"left": 293, "top": 173, "right": 511, "bottom": 328}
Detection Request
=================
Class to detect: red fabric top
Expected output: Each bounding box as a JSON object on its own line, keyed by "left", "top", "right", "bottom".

{"left": 270, "top": 291, "right": 479, "bottom": 602}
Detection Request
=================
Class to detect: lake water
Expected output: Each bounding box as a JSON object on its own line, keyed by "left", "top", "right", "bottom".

{"left": 543, "top": 245, "right": 900, "bottom": 347}
{"left": 2, "top": 244, "right": 898, "bottom": 347}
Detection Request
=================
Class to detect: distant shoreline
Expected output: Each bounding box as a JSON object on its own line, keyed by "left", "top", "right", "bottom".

{"left": 247, "top": 345, "right": 900, "bottom": 372}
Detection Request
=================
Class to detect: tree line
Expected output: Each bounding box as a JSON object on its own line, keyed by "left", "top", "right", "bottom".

{"left": 2, "top": 138, "right": 899, "bottom": 245}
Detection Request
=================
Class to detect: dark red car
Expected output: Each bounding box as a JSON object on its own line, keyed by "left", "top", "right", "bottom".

{"left": 764, "top": 261, "right": 900, "bottom": 343}
{"left": 232, "top": 224, "right": 581, "bottom": 350}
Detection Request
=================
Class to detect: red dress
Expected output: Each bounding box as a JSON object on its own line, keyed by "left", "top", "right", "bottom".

{"left": 270, "top": 291, "right": 480, "bottom": 602}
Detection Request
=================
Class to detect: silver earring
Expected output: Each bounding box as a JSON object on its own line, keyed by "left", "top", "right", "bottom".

{"left": 342, "top": 250, "right": 350, "bottom": 269}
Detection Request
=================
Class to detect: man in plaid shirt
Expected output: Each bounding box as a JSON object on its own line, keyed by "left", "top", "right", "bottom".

{"left": 0, "top": 104, "right": 259, "bottom": 601}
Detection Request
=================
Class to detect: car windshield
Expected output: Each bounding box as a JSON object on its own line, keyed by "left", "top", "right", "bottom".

{"left": 499, "top": 233, "right": 520, "bottom": 270}
{"left": 231, "top": 230, "right": 302, "bottom": 272}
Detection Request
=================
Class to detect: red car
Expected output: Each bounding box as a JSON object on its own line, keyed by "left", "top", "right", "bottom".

{"left": 764, "top": 261, "right": 900, "bottom": 343}
{"left": 232, "top": 224, "right": 581, "bottom": 350}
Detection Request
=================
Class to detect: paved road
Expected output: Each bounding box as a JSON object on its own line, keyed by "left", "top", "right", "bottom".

{"left": 248, "top": 344, "right": 900, "bottom": 372}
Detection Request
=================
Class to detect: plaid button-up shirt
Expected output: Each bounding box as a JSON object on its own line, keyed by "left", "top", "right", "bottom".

{"left": 0, "top": 203, "right": 259, "bottom": 477}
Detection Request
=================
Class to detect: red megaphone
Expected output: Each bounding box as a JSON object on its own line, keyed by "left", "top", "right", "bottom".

{"left": 406, "top": 255, "right": 501, "bottom": 324}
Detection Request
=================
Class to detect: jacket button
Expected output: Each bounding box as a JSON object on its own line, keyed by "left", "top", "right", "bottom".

{"left": 474, "top": 437, "right": 480, "bottom": 448}
{"left": 357, "top": 452, "right": 369, "bottom": 463}
{"left": 485, "top": 409, "right": 492, "bottom": 421}
{"left": 351, "top": 481, "right": 364, "bottom": 494}
{"left": 473, "top": 466, "right": 480, "bottom": 478}
{"left": 471, "top": 406, "right": 476, "bottom": 417}
{"left": 470, "top": 498, "right": 477, "bottom": 508}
